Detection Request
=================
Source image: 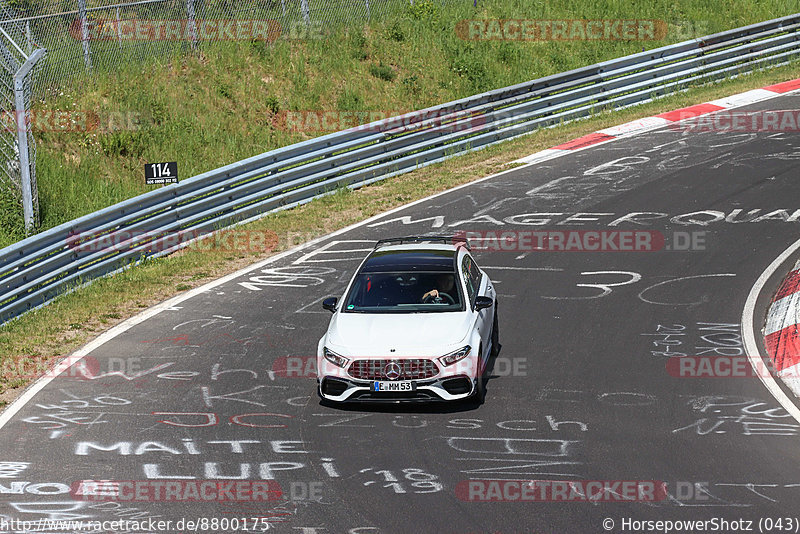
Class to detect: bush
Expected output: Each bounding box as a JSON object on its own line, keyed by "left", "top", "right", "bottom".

{"left": 369, "top": 62, "right": 396, "bottom": 82}
{"left": 215, "top": 80, "right": 234, "bottom": 100}
{"left": 337, "top": 90, "right": 363, "bottom": 111}
{"left": 350, "top": 30, "right": 369, "bottom": 60}
{"left": 98, "top": 131, "right": 147, "bottom": 158}
{"left": 402, "top": 75, "right": 420, "bottom": 94}
{"left": 386, "top": 21, "right": 405, "bottom": 42}
{"left": 450, "top": 57, "right": 488, "bottom": 92}
{"left": 265, "top": 96, "right": 280, "bottom": 115}
{"left": 150, "top": 98, "right": 168, "bottom": 126}
{"left": 407, "top": 0, "right": 439, "bottom": 21}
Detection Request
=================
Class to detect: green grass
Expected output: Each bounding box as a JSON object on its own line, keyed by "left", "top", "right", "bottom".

{"left": 0, "top": 0, "right": 797, "bottom": 245}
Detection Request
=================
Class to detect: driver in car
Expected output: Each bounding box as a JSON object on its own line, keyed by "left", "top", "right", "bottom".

{"left": 422, "top": 274, "right": 455, "bottom": 303}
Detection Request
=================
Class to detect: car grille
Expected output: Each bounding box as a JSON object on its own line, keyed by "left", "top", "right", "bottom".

{"left": 348, "top": 359, "right": 439, "bottom": 380}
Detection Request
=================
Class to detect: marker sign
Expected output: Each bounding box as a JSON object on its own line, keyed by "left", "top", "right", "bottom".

{"left": 145, "top": 162, "right": 178, "bottom": 184}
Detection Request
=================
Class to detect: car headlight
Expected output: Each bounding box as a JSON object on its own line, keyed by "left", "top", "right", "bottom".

{"left": 323, "top": 347, "right": 350, "bottom": 368}
{"left": 438, "top": 345, "right": 471, "bottom": 367}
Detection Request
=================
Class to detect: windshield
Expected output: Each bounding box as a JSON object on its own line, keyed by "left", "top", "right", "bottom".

{"left": 342, "top": 271, "right": 464, "bottom": 313}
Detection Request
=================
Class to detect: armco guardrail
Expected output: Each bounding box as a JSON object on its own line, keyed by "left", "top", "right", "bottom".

{"left": 1, "top": 14, "right": 799, "bottom": 325}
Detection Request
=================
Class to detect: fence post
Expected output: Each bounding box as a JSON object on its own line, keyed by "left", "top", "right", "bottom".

{"left": 13, "top": 49, "right": 46, "bottom": 235}
{"left": 25, "top": 21, "right": 31, "bottom": 54}
{"left": 300, "top": 0, "right": 311, "bottom": 26}
{"left": 77, "top": 0, "right": 92, "bottom": 70}
{"left": 115, "top": 6, "right": 122, "bottom": 49}
{"left": 365, "top": 0, "right": 370, "bottom": 20}
{"left": 186, "top": 0, "right": 198, "bottom": 49}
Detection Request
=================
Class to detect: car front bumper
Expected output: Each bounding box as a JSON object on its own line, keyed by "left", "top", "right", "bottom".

{"left": 318, "top": 374, "right": 476, "bottom": 402}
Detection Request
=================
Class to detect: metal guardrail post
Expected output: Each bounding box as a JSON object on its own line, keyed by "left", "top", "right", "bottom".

{"left": 13, "top": 48, "right": 46, "bottom": 235}
{"left": 115, "top": 6, "right": 123, "bottom": 49}
{"left": 77, "top": 0, "right": 91, "bottom": 71}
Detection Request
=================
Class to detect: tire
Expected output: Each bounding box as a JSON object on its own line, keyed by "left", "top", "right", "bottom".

{"left": 490, "top": 302, "right": 499, "bottom": 357}
{"left": 474, "top": 344, "right": 486, "bottom": 405}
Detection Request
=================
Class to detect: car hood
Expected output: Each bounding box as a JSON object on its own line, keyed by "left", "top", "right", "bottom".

{"left": 326, "top": 311, "right": 473, "bottom": 355}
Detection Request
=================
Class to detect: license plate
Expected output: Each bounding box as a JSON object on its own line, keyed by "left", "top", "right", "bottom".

{"left": 373, "top": 381, "right": 416, "bottom": 392}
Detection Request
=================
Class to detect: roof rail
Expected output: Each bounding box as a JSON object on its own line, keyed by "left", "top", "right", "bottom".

{"left": 373, "top": 235, "right": 470, "bottom": 251}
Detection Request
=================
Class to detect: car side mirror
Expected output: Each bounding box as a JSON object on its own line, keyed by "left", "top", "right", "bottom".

{"left": 474, "top": 296, "right": 493, "bottom": 311}
{"left": 322, "top": 297, "right": 338, "bottom": 313}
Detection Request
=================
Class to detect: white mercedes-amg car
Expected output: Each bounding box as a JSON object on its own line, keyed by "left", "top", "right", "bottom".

{"left": 317, "top": 236, "right": 498, "bottom": 403}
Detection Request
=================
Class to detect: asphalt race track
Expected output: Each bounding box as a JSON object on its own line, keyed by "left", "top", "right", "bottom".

{"left": 1, "top": 93, "right": 800, "bottom": 534}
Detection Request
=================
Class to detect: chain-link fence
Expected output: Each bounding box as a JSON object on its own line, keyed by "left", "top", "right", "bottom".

{"left": 0, "top": 0, "right": 435, "bottom": 233}
{"left": 0, "top": 1, "right": 45, "bottom": 232}
{"left": 8, "top": 0, "right": 426, "bottom": 91}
